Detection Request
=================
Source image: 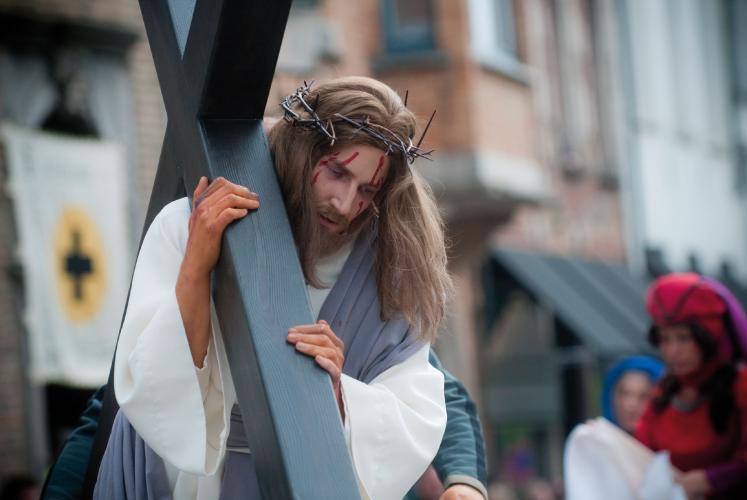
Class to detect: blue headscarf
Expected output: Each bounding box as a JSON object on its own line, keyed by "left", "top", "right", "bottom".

{"left": 602, "top": 356, "right": 664, "bottom": 427}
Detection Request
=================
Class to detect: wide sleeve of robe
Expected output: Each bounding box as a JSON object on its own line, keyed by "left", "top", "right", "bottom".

{"left": 340, "top": 343, "right": 446, "bottom": 500}
{"left": 113, "top": 197, "right": 234, "bottom": 476}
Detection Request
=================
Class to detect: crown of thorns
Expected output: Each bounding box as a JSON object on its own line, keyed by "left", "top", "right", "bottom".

{"left": 280, "top": 81, "right": 435, "bottom": 164}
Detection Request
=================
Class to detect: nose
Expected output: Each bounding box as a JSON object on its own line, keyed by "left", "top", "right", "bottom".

{"left": 330, "top": 184, "right": 357, "bottom": 219}
{"left": 661, "top": 342, "right": 679, "bottom": 362}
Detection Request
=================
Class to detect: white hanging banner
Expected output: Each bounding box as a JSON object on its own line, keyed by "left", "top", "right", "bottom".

{"left": 2, "top": 123, "right": 131, "bottom": 388}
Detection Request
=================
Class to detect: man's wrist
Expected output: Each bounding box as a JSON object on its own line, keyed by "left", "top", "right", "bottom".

{"left": 442, "top": 474, "right": 488, "bottom": 500}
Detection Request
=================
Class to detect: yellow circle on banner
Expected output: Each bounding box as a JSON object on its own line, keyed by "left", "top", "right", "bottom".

{"left": 53, "top": 206, "right": 107, "bottom": 324}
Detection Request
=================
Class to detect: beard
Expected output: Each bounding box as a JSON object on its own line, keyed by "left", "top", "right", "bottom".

{"left": 316, "top": 205, "right": 356, "bottom": 257}
{"left": 290, "top": 199, "right": 372, "bottom": 288}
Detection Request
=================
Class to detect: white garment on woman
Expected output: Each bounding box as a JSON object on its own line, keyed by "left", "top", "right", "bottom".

{"left": 564, "top": 418, "right": 686, "bottom": 500}
{"left": 113, "top": 198, "right": 446, "bottom": 500}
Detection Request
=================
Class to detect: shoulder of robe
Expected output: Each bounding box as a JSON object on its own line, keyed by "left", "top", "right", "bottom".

{"left": 156, "top": 197, "right": 191, "bottom": 222}
{"left": 148, "top": 197, "right": 191, "bottom": 249}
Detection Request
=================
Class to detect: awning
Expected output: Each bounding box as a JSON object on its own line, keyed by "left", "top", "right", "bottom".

{"left": 489, "top": 248, "right": 652, "bottom": 356}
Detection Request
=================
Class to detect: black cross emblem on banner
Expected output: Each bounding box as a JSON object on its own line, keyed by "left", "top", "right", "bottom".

{"left": 84, "top": 1, "right": 360, "bottom": 498}
{"left": 64, "top": 229, "right": 93, "bottom": 302}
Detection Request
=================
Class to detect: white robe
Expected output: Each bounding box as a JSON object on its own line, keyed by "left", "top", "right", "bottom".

{"left": 113, "top": 198, "right": 446, "bottom": 500}
{"left": 564, "top": 418, "right": 686, "bottom": 500}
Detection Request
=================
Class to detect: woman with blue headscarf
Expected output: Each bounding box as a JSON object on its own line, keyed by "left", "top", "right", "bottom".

{"left": 563, "top": 356, "right": 667, "bottom": 500}
{"left": 602, "top": 356, "right": 664, "bottom": 434}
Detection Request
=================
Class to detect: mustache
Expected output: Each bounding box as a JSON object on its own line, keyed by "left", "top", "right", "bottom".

{"left": 317, "top": 206, "right": 349, "bottom": 231}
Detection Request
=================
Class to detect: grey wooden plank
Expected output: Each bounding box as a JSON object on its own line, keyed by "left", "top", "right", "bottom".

{"left": 204, "top": 119, "right": 358, "bottom": 498}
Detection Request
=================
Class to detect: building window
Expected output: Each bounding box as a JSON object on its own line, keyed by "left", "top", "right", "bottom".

{"left": 489, "top": 0, "right": 517, "bottom": 57}
{"left": 469, "top": 0, "right": 524, "bottom": 78}
{"left": 380, "top": 0, "right": 436, "bottom": 54}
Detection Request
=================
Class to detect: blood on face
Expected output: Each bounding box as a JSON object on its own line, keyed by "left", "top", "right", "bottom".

{"left": 312, "top": 152, "right": 340, "bottom": 185}
{"left": 370, "top": 155, "right": 385, "bottom": 187}
{"left": 340, "top": 151, "right": 359, "bottom": 166}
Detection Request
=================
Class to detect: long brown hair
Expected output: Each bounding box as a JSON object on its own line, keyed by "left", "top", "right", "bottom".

{"left": 268, "top": 76, "right": 452, "bottom": 341}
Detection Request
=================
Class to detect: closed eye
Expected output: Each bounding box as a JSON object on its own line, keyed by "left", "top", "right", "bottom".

{"left": 327, "top": 165, "right": 345, "bottom": 178}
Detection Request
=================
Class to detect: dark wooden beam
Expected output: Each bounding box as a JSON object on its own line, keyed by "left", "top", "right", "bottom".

{"left": 83, "top": 124, "right": 185, "bottom": 499}
{"left": 194, "top": 2, "right": 290, "bottom": 118}
{"left": 141, "top": 125, "right": 186, "bottom": 234}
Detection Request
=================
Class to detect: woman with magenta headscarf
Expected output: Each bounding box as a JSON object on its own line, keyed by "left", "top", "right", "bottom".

{"left": 602, "top": 356, "right": 664, "bottom": 434}
{"left": 636, "top": 273, "right": 747, "bottom": 499}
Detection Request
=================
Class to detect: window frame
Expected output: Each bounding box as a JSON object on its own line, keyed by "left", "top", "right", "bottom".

{"left": 380, "top": 0, "right": 436, "bottom": 55}
{"left": 469, "top": 0, "right": 527, "bottom": 82}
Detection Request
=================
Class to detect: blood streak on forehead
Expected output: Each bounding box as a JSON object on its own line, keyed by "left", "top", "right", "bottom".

{"left": 370, "top": 155, "right": 386, "bottom": 187}
{"left": 355, "top": 201, "right": 364, "bottom": 217}
{"left": 339, "top": 151, "right": 360, "bottom": 166}
{"left": 318, "top": 151, "right": 340, "bottom": 166}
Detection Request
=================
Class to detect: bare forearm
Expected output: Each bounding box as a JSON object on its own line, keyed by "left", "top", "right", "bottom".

{"left": 175, "top": 176, "right": 259, "bottom": 367}
{"left": 176, "top": 264, "right": 211, "bottom": 367}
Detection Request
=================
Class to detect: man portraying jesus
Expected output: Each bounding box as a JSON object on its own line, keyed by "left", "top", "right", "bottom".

{"left": 93, "top": 76, "right": 454, "bottom": 499}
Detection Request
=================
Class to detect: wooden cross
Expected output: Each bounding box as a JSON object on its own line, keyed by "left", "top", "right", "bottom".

{"left": 85, "top": 1, "right": 360, "bottom": 498}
